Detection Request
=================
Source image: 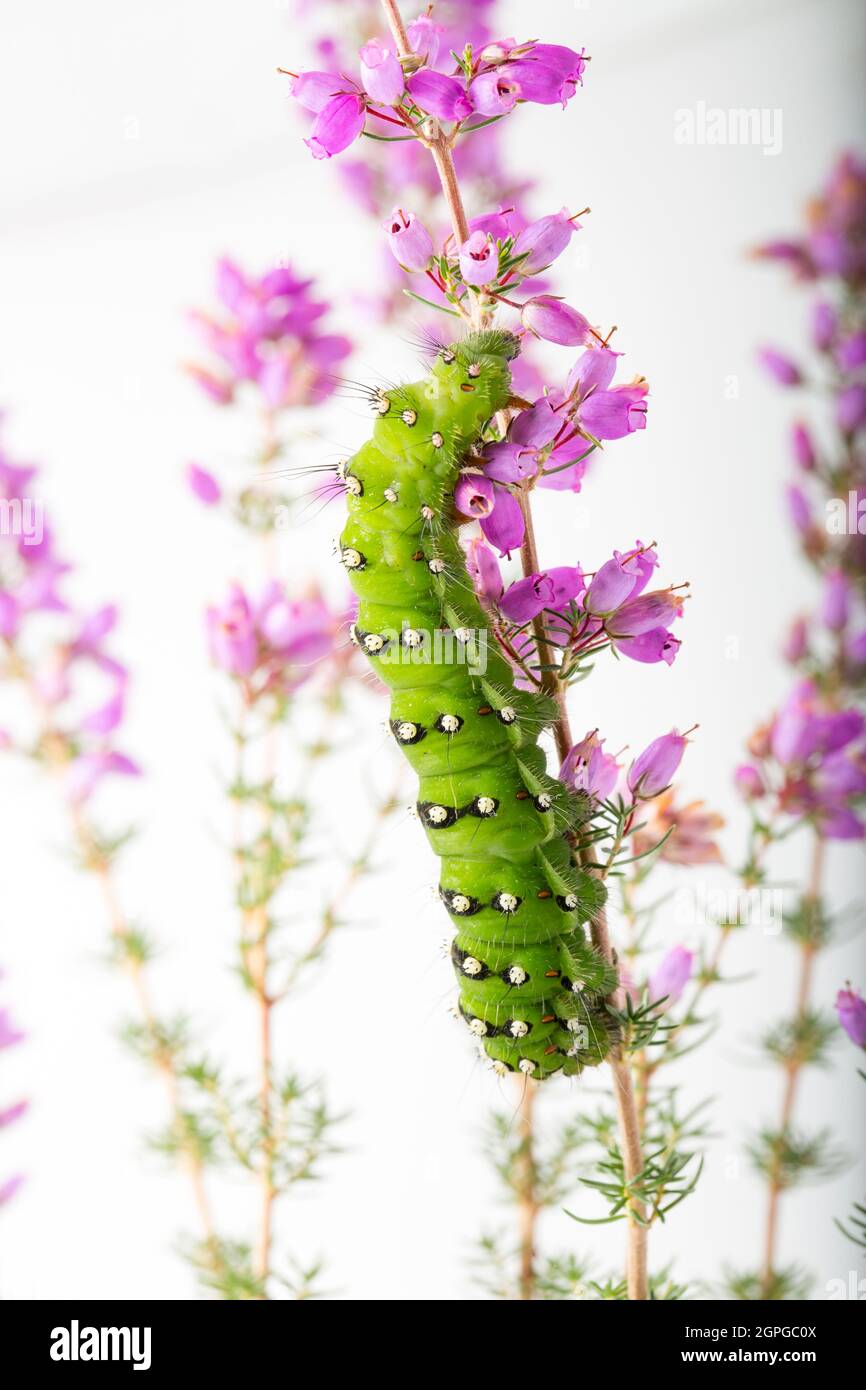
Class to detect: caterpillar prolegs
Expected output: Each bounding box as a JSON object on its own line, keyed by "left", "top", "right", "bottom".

{"left": 340, "top": 329, "right": 617, "bottom": 1079}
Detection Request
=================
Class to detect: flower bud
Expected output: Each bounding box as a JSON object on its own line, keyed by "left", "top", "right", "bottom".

{"left": 521, "top": 295, "right": 593, "bottom": 346}
{"left": 757, "top": 346, "right": 802, "bottom": 387}
{"left": 512, "top": 208, "right": 580, "bottom": 275}
{"left": 405, "top": 70, "right": 472, "bottom": 120}
{"left": 649, "top": 946, "right": 693, "bottom": 1008}
{"left": 359, "top": 39, "right": 405, "bottom": 106}
{"left": 627, "top": 730, "right": 689, "bottom": 800}
{"left": 459, "top": 230, "right": 498, "bottom": 287}
{"left": 384, "top": 208, "right": 434, "bottom": 271}
{"left": 790, "top": 421, "right": 815, "bottom": 471}
{"left": 836, "top": 987, "right": 866, "bottom": 1048}
{"left": 734, "top": 763, "right": 765, "bottom": 798}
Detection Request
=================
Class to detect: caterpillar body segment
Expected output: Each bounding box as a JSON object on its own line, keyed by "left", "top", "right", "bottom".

{"left": 341, "top": 330, "right": 616, "bottom": 1078}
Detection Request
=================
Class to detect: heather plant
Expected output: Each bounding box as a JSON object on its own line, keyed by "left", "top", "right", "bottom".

{"left": 282, "top": 0, "right": 722, "bottom": 1300}
{"left": 0, "top": 426, "right": 219, "bottom": 1269}
{"left": 182, "top": 256, "right": 403, "bottom": 1297}
{"left": 727, "top": 153, "right": 866, "bottom": 1300}
{"left": 0, "top": 262, "right": 396, "bottom": 1298}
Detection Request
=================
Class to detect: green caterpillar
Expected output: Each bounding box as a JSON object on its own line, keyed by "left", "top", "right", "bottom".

{"left": 339, "top": 329, "right": 616, "bottom": 1079}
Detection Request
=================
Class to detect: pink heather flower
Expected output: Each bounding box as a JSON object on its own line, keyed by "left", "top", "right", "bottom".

{"left": 454, "top": 472, "right": 496, "bottom": 518}
{"left": 816, "top": 750, "right": 866, "bottom": 798}
{"left": 512, "top": 208, "right": 580, "bottom": 275}
{"left": 405, "top": 70, "right": 473, "bottom": 121}
{"left": 786, "top": 484, "right": 812, "bottom": 534}
{"left": 836, "top": 383, "right": 866, "bottom": 434}
{"left": 480, "top": 441, "right": 537, "bottom": 485}
{"left": 66, "top": 751, "right": 140, "bottom": 803}
{"left": 186, "top": 365, "right": 234, "bottom": 405}
{"left": 585, "top": 555, "right": 640, "bottom": 616}
{"left": 500, "top": 567, "right": 583, "bottom": 624}
{"left": 783, "top": 615, "right": 809, "bottom": 663}
{"left": 0, "top": 1100, "right": 28, "bottom": 1128}
{"left": 566, "top": 346, "right": 619, "bottom": 399}
{"left": 504, "top": 43, "right": 588, "bottom": 107}
{"left": 0, "top": 1008, "right": 25, "bottom": 1050}
{"left": 614, "top": 627, "right": 682, "bottom": 666}
{"left": 465, "top": 537, "right": 503, "bottom": 603}
{"left": 790, "top": 422, "right": 815, "bottom": 471}
{"left": 406, "top": 14, "right": 441, "bottom": 66}
{"left": 836, "top": 987, "right": 866, "bottom": 1047}
{"left": 509, "top": 398, "right": 562, "bottom": 448}
{"left": 580, "top": 382, "right": 649, "bottom": 440}
{"left": 359, "top": 39, "right": 405, "bottom": 106}
{"left": 80, "top": 687, "right": 126, "bottom": 737}
{"left": 633, "top": 792, "right": 724, "bottom": 867}
{"left": 305, "top": 91, "right": 366, "bottom": 159}
{"left": 770, "top": 682, "right": 819, "bottom": 764}
{"left": 459, "top": 230, "right": 498, "bottom": 287}
{"left": 628, "top": 731, "right": 690, "bottom": 800}
{"left": 819, "top": 806, "right": 866, "bottom": 840}
{"left": 521, "top": 295, "right": 593, "bottom": 346}
{"left": 480, "top": 487, "right": 524, "bottom": 556}
{"left": 606, "top": 587, "right": 683, "bottom": 639}
{"left": 289, "top": 71, "right": 347, "bottom": 112}
{"left": 846, "top": 627, "right": 866, "bottom": 666}
{"left": 559, "top": 730, "right": 620, "bottom": 801}
{"left": 384, "top": 208, "right": 434, "bottom": 271}
{"left": 256, "top": 585, "right": 336, "bottom": 670}
{"left": 836, "top": 330, "right": 866, "bottom": 371}
{"left": 821, "top": 568, "right": 850, "bottom": 632}
{"left": 649, "top": 946, "right": 694, "bottom": 1008}
{"left": 185, "top": 462, "right": 221, "bottom": 506}
{"left": 469, "top": 70, "right": 520, "bottom": 115}
{"left": 735, "top": 763, "right": 765, "bottom": 798}
{"left": 207, "top": 584, "right": 258, "bottom": 675}
{"left": 758, "top": 346, "right": 802, "bottom": 387}
{"left": 0, "top": 1175, "right": 25, "bottom": 1206}
{"left": 469, "top": 209, "right": 515, "bottom": 240}
{"left": 811, "top": 301, "right": 836, "bottom": 351}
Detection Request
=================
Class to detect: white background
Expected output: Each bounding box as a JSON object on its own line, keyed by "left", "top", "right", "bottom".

{"left": 1, "top": 0, "right": 865, "bottom": 1300}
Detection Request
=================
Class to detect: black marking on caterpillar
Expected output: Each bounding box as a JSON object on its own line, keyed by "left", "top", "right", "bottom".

{"left": 339, "top": 545, "right": 366, "bottom": 571}
{"left": 450, "top": 941, "right": 490, "bottom": 980}
{"left": 418, "top": 796, "right": 499, "bottom": 827}
{"left": 339, "top": 328, "right": 615, "bottom": 1080}
{"left": 492, "top": 891, "right": 521, "bottom": 915}
{"left": 434, "top": 713, "right": 464, "bottom": 735}
{"left": 352, "top": 626, "right": 392, "bottom": 656}
{"left": 390, "top": 719, "right": 427, "bottom": 746}
{"left": 440, "top": 887, "right": 481, "bottom": 917}
{"left": 418, "top": 801, "right": 460, "bottom": 829}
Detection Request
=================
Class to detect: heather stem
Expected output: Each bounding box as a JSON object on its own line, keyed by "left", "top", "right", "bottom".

{"left": 379, "top": 0, "right": 473, "bottom": 267}
{"left": 518, "top": 494, "right": 648, "bottom": 1298}
{"left": 6, "top": 641, "right": 219, "bottom": 1268}
{"left": 514, "top": 1077, "right": 539, "bottom": 1300}
{"left": 253, "top": 405, "right": 280, "bottom": 1291}
{"left": 761, "top": 831, "right": 825, "bottom": 1296}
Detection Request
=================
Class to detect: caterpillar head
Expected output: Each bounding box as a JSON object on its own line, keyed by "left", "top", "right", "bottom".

{"left": 431, "top": 330, "right": 519, "bottom": 420}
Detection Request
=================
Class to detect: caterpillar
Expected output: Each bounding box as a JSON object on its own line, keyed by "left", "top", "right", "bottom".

{"left": 339, "top": 329, "right": 617, "bottom": 1079}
